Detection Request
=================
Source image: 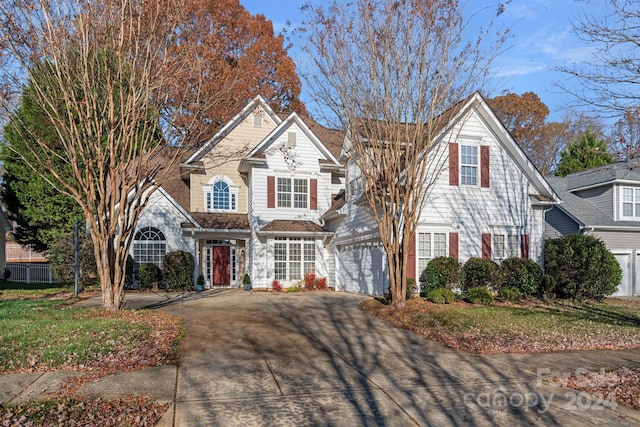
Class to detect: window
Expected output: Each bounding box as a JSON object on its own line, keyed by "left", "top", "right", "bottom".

{"left": 274, "top": 237, "right": 315, "bottom": 281}
{"left": 133, "top": 227, "right": 166, "bottom": 268}
{"left": 204, "top": 177, "right": 238, "bottom": 212}
{"left": 349, "top": 177, "right": 363, "bottom": 198}
{"left": 277, "top": 177, "right": 307, "bottom": 208}
{"left": 253, "top": 112, "right": 262, "bottom": 128}
{"left": 493, "top": 235, "right": 505, "bottom": 259}
{"left": 493, "top": 234, "right": 520, "bottom": 260}
{"left": 507, "top": 235, "right": 519, "bottom": 258}
{"left": 417, "top": 232, "right": 446, "bottom": 280}
{"left": 460, "top": 145, "right": 478, "bottom": 185}
{"left": 622, "top": 187, "right": 640, "bottom": 218}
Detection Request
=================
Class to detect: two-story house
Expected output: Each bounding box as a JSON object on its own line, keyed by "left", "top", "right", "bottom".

{"left": 132, "top": 93, "right": 563, "bottom": 294}
{"left": 131, "top": 96, "right": 344, "bottom": 288}
{"left": 545, "top": 160, "right": 640, "bottom": 296}
{"left": 324, "top": 93, "right": 561, "bottom": 295}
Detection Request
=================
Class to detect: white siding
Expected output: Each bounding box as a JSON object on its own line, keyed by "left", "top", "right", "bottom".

{"left": 135, "top": 190, "right": 195, "bottom": 261}
{"left": 331, "top": 104, "right": 551, "bottom": 294}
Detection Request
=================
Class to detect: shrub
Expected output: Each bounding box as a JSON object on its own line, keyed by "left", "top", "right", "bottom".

{"left": 544, "top": 234, "right": 621, "bottom": 300}
{"left": 272, "top": 280, "right": 283, "bottom": 292}
{"left": 540, "top": 274, "right": 556, "bottom": 297}
{"left": 304, "top": 273, "right": 328, "bottom": 290}
{"left": 463, "top": 287, "right": 494, "bottom": 304}
{"left": 163, "top": 251, "right": 195, "bottom": 291}
{"left": 427, "top": 287, "right": 455, "bottom": 304}
{"left": 421, "top": 256, "right": 461, "bottom": 293}
{"left": 462, "top": 258, "right": 501, "bottom": 291}
{"left": 500, "top": 257, "right": 543, "bottom": 297}
{"left": 406, "top": 277, "right": 416, "bottom": 299}
{"left": 138, "top": 263, "right": 162, "bottom": 290}
{"left": 498, "top": 286, "right": 521, "bottom": 302}
{"left": 243, "top": 274, "right": 251, "bottom": 285}
{"left": 48, "top": 232, "right": 98, "bottom": 289}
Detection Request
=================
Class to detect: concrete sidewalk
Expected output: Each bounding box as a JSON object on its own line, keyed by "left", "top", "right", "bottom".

{"left": 3, "top": 289, "right": 640, "bottom": 426}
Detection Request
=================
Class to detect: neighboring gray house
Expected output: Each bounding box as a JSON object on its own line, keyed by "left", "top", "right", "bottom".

{"left": 545, "top": 159, "right": 640, "bottom": 296}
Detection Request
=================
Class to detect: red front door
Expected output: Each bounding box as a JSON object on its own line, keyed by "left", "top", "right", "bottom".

{"left": 211, "top": 246, "right": 230, "bottom": 287}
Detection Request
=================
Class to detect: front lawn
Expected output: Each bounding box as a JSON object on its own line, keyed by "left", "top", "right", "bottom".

{"left": 0, "top": 299, "right": 183, "bottom": 374}
{"left": 0, "top": 292, "right": 183, "bottom": 426}
{"left": 362, "top": 297, "right": 640, "bottom": 353}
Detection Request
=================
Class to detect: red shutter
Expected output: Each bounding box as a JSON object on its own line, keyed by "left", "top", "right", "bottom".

{"left": 449, "top": 232, "right": 458, "bottom": 259}
{"left": 521, "top": 234, "right": 530, "bottom": 259}
{"left": 482, "top": 233, "right": 491, "bottom": 259}
{"left": 310, "top": 178, "right": 318, "bottom": 210}
{"left": 407, "top": 234, "right": 416, "bottom": 279}
{"left": 449, "top": 143, "right": 459, "bottom": 186}
{"left": 267, "top": 176, "right": 275, "bottom": 208}
{"left": 481, "top": 145, "right": 490, "bottom": 188}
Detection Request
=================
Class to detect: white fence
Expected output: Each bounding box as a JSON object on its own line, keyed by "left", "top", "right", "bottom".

{"left": 5, "top": 263, "right": 60, "bottom": 284}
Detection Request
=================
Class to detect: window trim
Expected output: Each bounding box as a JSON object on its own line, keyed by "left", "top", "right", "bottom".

{"left": 416, "top": 231, "right": 447, "bottom": 281}
{"left": 132, "top": 226, "right": 167, "bottom": 270}
{"left": 276, "top": 177, "right": 308, "bottom": 209}
{"left": 273, "top": 237, "right": 316, "bottom": 282}
{"left": 460, "top": 144, "right": 479, "bottom": 186}
{"left": 203, "top": 176, "right": 239, "bottom": 212}
{"left": 491, "top": 233, "right": 521, "bottom": 261}
{"left": 620, "top": 186, "right": 640, "bottom": 220}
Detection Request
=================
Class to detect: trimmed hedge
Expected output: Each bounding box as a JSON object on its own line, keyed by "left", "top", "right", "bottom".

{"left": 427, "top": 287, "right": 455, "bottom": 304}
{"left": 462, "top": 258, "right": 501, "bottom": 291}
{"left": 544, "top": 234, "right": 621, "bottom": 300}
{"left": 463, "top": 287, "right": 494, "bottom": 304}
{"left": 163, "top": 251, "right": 195, "bottom": 291}
{"left": 421, "top": 256, "right": 461, "bottom": 293}
{"left": 500, "top": 257, "right": 543, "bottom": 297}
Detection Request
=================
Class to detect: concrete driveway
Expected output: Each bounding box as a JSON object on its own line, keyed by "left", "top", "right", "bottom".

{"left": 5, "top": 289, "right": 640, "bottom": 426}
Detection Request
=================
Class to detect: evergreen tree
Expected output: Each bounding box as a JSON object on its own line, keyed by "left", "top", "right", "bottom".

{"left": 556, "top": 130, "right": 615, "bottom": 177}
{"left": 1, "top": 79, "right": 83, "bottom": 252}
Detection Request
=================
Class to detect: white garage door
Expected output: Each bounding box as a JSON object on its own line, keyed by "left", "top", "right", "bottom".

{"left": 613, "top": 253, "right": 632, "bottom": 296}
{"left": 338, "top": 244, "right": 388, "bottom": 296}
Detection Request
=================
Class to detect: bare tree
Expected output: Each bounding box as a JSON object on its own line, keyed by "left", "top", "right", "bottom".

{"left": 0, "top": 0, "right": 206, "bottom": 310}
{"left": 302, "top": 0, "right": 507, "bottom": 310}
{"left": 557, "top": 0, "right": 640, "bottom": 114}
{"left": 610, "top": 107, "right": 640, "bottom": 160}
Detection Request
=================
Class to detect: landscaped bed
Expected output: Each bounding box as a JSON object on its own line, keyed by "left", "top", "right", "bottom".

{"left": 361, "top": 297, "right": 640, "bottom": 354}
{"left": 363, "top": 296, "right": 640, "bottom": 412}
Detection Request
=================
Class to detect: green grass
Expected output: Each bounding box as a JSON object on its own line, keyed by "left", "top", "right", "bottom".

{"left": 0, "top": 299, "right": 150, "bottom": 372}
{"left": 366, "top": 298, "right": 640, "bottom": 353}
{"left": 0, "top": 281, "right": 73, "bottom": 299}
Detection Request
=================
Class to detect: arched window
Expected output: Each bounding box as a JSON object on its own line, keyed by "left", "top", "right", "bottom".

{"left": 213, "top": 181, "right": 230, "bottom": 210}
{"left": 133, "top": 227, "right": 166, "bottom": 268}
{"left": 204, "top": 176, "right": 238, "bottom": 212}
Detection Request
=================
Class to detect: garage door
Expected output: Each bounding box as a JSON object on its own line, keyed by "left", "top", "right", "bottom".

{"left": 338, "top": 244, "right": 388, "bottom": 296}
{"left": 613, "top": 253, "right": 632, "bottom": 296}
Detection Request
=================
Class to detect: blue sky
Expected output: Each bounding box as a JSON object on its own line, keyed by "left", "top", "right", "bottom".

{"left": 240, "top": 0, "right": 609, "bottom": 123}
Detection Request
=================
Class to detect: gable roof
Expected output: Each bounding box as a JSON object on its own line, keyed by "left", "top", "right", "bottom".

{"left": 184, "top": 95, "right": 282, "bottom": 165}
{"left": 449, "top": 93, "right": 561, "bottom": 202}
{"left": 242, "top": 112, "right": 342, "bottom": 168}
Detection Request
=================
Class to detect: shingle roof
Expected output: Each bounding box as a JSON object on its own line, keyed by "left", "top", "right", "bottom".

{"left": 182, "top": 213, "right": 250, "bottom": 230}
{"left": 260, "top": 220, "right": 329, "bottom": 233}
{"left": 322, "top": 191, "right": 346, "bottom": 219}
{"left": 560, "top": 159, "right": 640, "bottom": 191}
{"left": 547, "top": 159, "right": 640, "bottom": 228}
